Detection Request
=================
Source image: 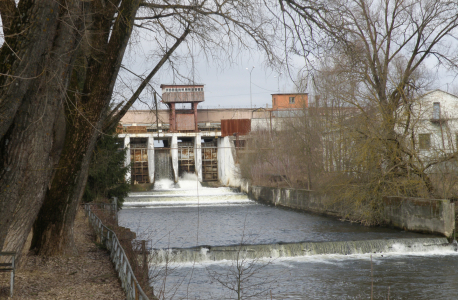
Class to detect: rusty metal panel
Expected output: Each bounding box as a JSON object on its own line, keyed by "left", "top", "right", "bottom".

{"left": 176, "top": 114, "right": 195, "bottom": 130}
{"left": 178, "top": 147, "right": 194, "bottom": 160}
{"left": 221, "top": 119, "right": 251, "bottom": 137}
{"left": 202, "top": 148, "right": 217, "bottom": 160}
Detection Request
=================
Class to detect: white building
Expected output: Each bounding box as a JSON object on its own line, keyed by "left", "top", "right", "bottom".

{"left": 408, "top": 89, "right": 458, "bottom": 157}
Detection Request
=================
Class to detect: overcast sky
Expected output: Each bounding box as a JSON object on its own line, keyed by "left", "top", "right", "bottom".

{"left": 123, "top": 45, "right": 458, "bottom": 112}
{"left": 125, "top": 52, "right": 299, "bottom": 110}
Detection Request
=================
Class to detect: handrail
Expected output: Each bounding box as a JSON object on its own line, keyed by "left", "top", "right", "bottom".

{"left": 84, "top": 204, "right": 149, "bottom": 300}
{"left": 0, "top": 251, "right": 16, "bottom": 297}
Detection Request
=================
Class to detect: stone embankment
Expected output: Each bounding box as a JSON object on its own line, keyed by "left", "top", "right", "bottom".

{"left": 241, "top": 182, "right": 455, "bottom": 239}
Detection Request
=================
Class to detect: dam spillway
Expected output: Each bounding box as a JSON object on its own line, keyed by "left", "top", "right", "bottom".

{"left": 119, "top": 177, "right": 458, "bottom": 299}
{"left": 120, "top": 134, "right": 238, "bottom": 186}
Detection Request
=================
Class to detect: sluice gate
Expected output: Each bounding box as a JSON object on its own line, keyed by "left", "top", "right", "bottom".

{"left": 202, "top": 146, "right": 218, "bottom": 181}
{"left": 130, "top": 138, "right": 150, "bottom": 184}
{"left": 178, "top": 143, "right": 195, "bottom": 176}
{"left": 122, "top": 134, "right": 232, "bottom": 184}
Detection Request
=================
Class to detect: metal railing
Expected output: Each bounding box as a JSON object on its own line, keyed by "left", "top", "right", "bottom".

{"left": 84, "top": 204, "right": 149, "bottom": 300}
{"left": 0, "top": 252, "right": 15, "bottom": 297}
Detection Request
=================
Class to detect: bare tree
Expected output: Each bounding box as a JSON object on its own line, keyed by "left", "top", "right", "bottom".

{"left": 282, "top": 0, "right": 458, "bottom": 191}
{"left": 0, "top": 0, "right": 280, "bottom": 259}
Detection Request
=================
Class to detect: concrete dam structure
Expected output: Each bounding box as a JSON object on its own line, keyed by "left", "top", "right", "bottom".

{"left": 120, "top": 133, "right": 238, "bottom": 185}
{"left": 119, "top": 83, "right": 247, "bottom": 186}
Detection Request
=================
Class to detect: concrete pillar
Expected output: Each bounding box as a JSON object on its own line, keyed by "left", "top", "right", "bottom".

{"left": 194, "top": 134, "right": 202, "bottom": 181}
{"left": 124, "top": 135, "right": 131, "bottom": 182}
{"left": 217, "top": 136, "right": 240, "bottom": 186}
{"left": 217, "top": 137, "right": 226, "bottom": 185}
{"left": 193, "top": 102, "right": 198, "bottom": 132}
{"left": 171, "top": 134, "right": 178, "bottom": 182}
{"left": 147, "top": 136, "right": 155, "bottom": 184}
{"left": 170, "top": 103, "right": 176, "bottom": 132}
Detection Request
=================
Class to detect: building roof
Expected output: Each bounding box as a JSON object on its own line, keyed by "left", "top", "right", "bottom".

{"left": 160, "top": 84, "right": 205, "bottom": 88}
{"left": 271, "top": 93, "right": 308, "bottom": 96}
{"left": 421, "top": 89, "right": 458, "bottom": 99}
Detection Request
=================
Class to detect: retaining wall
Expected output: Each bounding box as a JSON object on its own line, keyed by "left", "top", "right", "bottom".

{"left": 241, "top": 183, "right": 338, "bottom": 216}
{"left": 382, "top": 196, "right": 455, "bottom": 238}
{"left": 241, "top": 182, "right": 456, "bottom": 238}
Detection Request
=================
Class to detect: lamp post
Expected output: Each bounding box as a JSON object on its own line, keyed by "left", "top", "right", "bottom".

{"left": 246, "top": 66, "right": 255, "bottom": 109}
{"left": 274, "top": 72, "right": 282, "bottom": 92}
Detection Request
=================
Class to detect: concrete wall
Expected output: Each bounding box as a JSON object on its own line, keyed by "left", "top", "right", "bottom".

{"left": 241, "top": 183, "right": 338, "bottom": 216}
{"left": 382, "top": 196, "right": 455, "bottom": 238}
{"left": 120, "top": 108, "right": 271, "bottom": 125}
{"left": 241, "top": 183, "right": 456, "bottom": 238}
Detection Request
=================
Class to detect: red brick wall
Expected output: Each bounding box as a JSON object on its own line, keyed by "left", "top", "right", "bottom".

{"left": 272, "top": 94, "right": 308, "bottom": 110}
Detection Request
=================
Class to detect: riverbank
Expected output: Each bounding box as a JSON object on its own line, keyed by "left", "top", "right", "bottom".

{"left": 0, "top": 208, "right": 125, "bottom": 300}
{"left": 241, "top": 183, "right": 456, "bottom": 239}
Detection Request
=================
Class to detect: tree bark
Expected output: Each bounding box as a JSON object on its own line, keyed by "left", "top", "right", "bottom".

{"left": 0, "top": 0, "right": 83, "bottom": 258}
{"left": 31, "top": 0, "right": 193, "bottom": 256}
{"left": 31, "top": 0, "right": 141, "bottom": 256}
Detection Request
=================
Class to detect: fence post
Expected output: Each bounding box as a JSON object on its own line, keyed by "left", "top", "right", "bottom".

{"left": 10, "top": 255, "right": 15, "bottom": 297}
{"left": 142, "top": 240, "right": 148, "bottom": 282}
{"left": 113, "top": 197, "right": 118, "bottom": 225}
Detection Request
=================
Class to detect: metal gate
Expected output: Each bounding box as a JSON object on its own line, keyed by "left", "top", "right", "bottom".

{"left": 178, "top": 146, "right": 195, "bottom": 176}
{"left": 131, "top": 148, "right": 149, "bottom": 184}
{"left": 202, "top": 147, "right": 218, "bottom": 181}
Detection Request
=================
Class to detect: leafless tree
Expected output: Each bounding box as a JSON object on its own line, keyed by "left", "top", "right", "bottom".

{"left": 0, "top": 0, "right": 279, "bottom": 260}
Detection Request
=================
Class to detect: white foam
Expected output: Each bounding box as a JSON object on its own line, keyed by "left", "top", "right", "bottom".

{"left": 153, "top": 179, "right": 175, "bottom": 190}
{"left": 126, "top": 173, "right": 249, "bottom": 208}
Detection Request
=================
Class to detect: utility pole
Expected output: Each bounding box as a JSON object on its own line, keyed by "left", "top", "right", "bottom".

{"left": 274, "top": 72, "right": 282, "bottom": 92}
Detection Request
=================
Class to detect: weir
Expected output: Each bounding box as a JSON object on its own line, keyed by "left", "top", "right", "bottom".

{"left": 149, "top": 238, "right": 453, "bottom": 264}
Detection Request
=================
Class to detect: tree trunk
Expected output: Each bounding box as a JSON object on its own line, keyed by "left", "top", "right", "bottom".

{"left": 0, "top": 1, "right": 83, "bottom": 259}
{"left": 31, "top": 111, "right": 103, "bottom": 255}
{"left": 31, "top": 0, "right": 141, "bottom": 256}
{"left": 31, "top": 0, "right": 190, "bottom": 255}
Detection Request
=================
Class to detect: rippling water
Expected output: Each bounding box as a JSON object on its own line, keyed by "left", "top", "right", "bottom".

{"left": 119, "top": 176, "right": 458, "bottom": 299}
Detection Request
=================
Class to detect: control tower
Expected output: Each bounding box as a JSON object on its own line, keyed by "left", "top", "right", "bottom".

{"left": 160, "top": 84, "right": 204, "bottom": 132}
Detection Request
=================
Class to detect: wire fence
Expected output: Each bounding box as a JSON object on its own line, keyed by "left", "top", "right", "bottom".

{"left": 84, "top": 204, "right": 149, "bottom": 300}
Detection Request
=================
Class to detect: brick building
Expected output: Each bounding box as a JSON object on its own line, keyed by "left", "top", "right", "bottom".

{"left": 271, "top": 93, "right": 308, "bottom": 110}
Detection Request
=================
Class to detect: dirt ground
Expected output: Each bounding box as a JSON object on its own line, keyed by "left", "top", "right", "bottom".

{"left": 0, "top": 209, "right": 125, "bottom": 300}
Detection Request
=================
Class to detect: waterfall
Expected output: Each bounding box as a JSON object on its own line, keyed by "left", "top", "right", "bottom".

{"left": 155, "top": 149, "right": 173, "bottom": 181}
{"left": 148, "top": 238, "right": 453, "bottom": 264}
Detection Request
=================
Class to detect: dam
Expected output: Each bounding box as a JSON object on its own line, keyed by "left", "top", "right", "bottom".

{"left": 119, "top": 177, "right": 458, "bottom": 299}
{"left": 118, "top": 83, "right": 253, "bottom": 186}
{"left": 117, "top": 84, "right": 458, "bottom": 299}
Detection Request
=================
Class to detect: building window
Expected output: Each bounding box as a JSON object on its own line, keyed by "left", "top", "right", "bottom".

{"left": 419, "top": 133, "right": 431, "bottom": 150}
{"left": 433, "top": 102, "right": 440, "bottom": 120}
{"left": 289, "top": 97, "right": 295, "bottom": 104}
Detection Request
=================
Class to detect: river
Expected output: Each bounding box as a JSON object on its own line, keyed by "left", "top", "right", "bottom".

{"left": 119, "top": 176, "right": 458, "bottom": 299}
